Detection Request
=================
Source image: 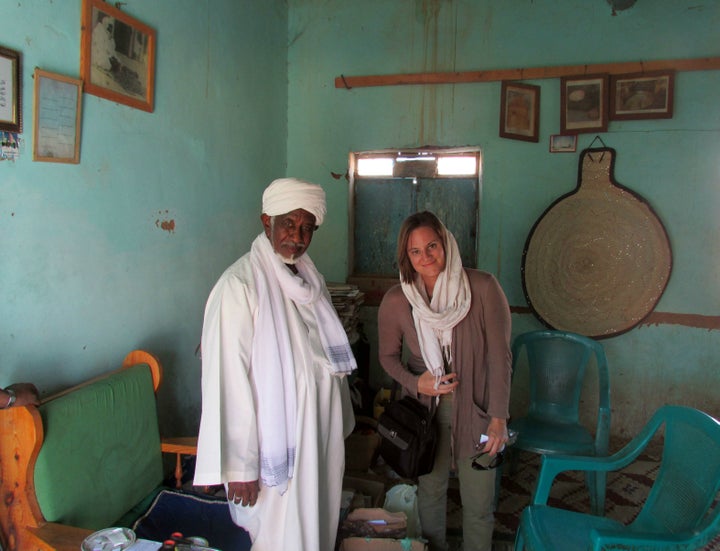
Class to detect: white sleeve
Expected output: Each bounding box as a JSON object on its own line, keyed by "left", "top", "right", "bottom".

{"left": 194, "top": 269, "right": 260, "bottom": 486}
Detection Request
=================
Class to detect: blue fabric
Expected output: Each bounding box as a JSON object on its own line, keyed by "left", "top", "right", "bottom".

{"left": 132, "top": 490, "right": 251, "bottom": 550}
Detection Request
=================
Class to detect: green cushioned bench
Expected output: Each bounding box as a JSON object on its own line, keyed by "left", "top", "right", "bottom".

{"left": 0, "top": 350, "right": 169, "bottom": 551}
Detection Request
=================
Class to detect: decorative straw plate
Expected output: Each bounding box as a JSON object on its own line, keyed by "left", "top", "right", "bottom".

{"left": 522, "top": 147, "right": 672, "bottom": 338}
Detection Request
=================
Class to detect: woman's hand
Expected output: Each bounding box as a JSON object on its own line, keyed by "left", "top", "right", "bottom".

{"left": 417, "top": 371, "right": 458, "bottom": 397}
{"left": 228, "top": 480, "right": 259, "bottom": 506}
{"left": 481, "top": 417, "right": 509, "bottom": 456}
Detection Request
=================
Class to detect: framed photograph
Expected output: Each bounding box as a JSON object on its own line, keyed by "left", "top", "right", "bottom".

{"left": 549, "top": 134, "right": 577, "bottom": 153}
{"left": 80, "top": 0, "right": 156, "bottom": 112}
{"left": 499, "top": 81, "right": 540, "bottom": 142}
{"left": 33, "top": 68, "right": 83, "bottom": 163}
{"left": 560, "top": 74, "right": 608, "bottom": 134}
{"left": 0, "top": 45, "right": 22, "bottom": 132}
{"left": 610, "top": 71, "right": 674, "bottom": 120}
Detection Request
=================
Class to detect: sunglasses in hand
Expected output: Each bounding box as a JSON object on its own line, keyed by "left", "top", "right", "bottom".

{"left": 471, "top": 429, "right": 518, "bottom": 471}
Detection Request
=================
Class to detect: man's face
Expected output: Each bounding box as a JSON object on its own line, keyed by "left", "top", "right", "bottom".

{"left": 261, "top": 208, "right": 317, "bottom": 262}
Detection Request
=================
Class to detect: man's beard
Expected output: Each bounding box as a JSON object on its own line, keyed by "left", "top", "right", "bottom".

{"left": 275, "top": 251, "right": 300, "bottom": 265}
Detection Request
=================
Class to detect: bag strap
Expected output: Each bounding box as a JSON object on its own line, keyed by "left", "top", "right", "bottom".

{"left": 387, "top": 300, "right": 438, "bottom": 418}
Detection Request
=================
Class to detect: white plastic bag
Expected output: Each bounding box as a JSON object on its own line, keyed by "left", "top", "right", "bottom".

{"left": 382, "top": 483, "right": 422, "bottom": 538}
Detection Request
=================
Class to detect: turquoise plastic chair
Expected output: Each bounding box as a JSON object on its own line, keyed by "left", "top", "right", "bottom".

{"left": 514, "top": 405, "right": 720, "bottom": 551}
{"left": 507, "top": 330, "right": 610, "bottom": 515}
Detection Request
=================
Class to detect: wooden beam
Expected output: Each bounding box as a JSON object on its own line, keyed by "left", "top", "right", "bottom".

{"left": 335, "top": 56, "right": 720, "bottom": 89}
{"left": 510, "top": 306, "right": 720, "bottom": 331}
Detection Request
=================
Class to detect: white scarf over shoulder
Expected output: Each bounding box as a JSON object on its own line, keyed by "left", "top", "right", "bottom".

{"left": 400, "top": 224, "right": 471, "bottom": 382}
{"left": 250, "top": 233, "right": 355, "bottom": 492}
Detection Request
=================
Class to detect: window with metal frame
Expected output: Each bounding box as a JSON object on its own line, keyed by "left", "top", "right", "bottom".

{"left": 348, "top": 148, "right": 481, "bottom": 303}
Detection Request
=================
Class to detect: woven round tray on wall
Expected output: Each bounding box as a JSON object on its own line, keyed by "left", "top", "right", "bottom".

{"left": 521, "top": 147, "right": 672, "bottom": 339}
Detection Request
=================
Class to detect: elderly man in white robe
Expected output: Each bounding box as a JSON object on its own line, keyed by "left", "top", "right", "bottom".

{"left": 194, "top": 178, "right": 356, "bottom": 551}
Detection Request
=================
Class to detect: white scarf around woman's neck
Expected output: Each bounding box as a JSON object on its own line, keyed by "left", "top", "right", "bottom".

{"left": 250, "top": 233, "right": 356, "bottom": 492}
{"left": 400, "top": 225, "right": 471, "bottom": 383}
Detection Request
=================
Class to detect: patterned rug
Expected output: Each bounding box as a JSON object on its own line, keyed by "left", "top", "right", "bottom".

{"left": 447, "top": 447, "right": 720, "bottom": 550}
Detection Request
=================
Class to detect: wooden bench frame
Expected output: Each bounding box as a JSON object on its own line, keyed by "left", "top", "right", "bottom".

{"left": 0, "top": 350, "right": 196, "bottom": 551}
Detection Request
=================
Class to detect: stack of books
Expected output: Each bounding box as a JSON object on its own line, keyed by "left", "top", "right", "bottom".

{"left": 327, "top": 282, "right": 365, "bottom": 344}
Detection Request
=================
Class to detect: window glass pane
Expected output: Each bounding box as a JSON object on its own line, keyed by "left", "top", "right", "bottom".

{"left": 350, "top": 149, "right": 480, "bottom": 280}
{"left": 437, "top": 156, "right": 477, "bottom": 176}
{"left": 354, "top": 178, "right": 413, "bottom": 274}
{"left": 357, "top": 157, "right": 394, "bottom": 176}
{"left": 416, "top": 177, "right": 478, "bottom": 268}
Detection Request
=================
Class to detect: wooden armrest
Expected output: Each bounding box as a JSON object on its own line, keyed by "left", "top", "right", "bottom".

{"left": 161, "top": 436, "right": 198, "bottom": 455}
{"left": 26, "top": 523, "right": 93, "bottom": 551}
{"left": 123, "top": 350, "right": 163, "bottom": 392}
{"left": 161, "top": 437, "right": 198, "bottom": 489}
{"left": 0, "top": 405, "right": 46, "bottom": 550}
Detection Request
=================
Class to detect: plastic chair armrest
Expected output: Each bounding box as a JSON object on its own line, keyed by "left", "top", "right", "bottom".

{"left": 531, "top": 437, "right": 651, "bottom": 506}
{"left": 591, "top": 528, "right": 701, "bottom": 551}
{"left": 531, "top": 453, "right": 611, "bottom": 505}
{"left": 594, "top": 351, "right": 611, "bottom": 455}
{"left": 594, "top": 406, "right": 611, "bottom": 455}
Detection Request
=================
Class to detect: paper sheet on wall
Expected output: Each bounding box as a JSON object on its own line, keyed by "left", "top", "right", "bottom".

{"left": 1, "top": 131, "right": 21, "bottom": 161}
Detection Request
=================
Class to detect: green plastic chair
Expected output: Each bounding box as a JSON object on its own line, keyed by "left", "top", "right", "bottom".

{"left": 507, "top": 330, "right": 610, "bottom": 515}
{"left": 514, "top": 405, "right": 720, "bottom": 551}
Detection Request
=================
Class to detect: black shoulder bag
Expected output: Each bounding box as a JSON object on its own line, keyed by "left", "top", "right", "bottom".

{"left": 376, "top": 394, "right": 437, "bottom": 479}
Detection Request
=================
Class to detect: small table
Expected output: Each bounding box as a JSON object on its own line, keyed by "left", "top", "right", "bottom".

{"left": 161, "top": 436, "right": 198, "bottom": 489}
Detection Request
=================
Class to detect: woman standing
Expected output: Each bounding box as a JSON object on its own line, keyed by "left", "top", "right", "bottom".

{"left": 378, "top": 211, "right": 512, "bottom": 551}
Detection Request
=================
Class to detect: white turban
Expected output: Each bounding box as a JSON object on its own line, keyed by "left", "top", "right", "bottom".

{"left": 262, "top": 178, "right": 326, "bottom": 227}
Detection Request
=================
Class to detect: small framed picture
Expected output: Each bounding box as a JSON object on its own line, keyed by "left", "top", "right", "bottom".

{"left": 560, "top": 74, "right": 608, "bottom": 134}
{"left": 33, "top": 68, "right": 83, "bottom": 163}
{"left": 0, "top": 45, "right": 22, "bottom": 132}
{"left": 549, "top": 134, "right": 577, "bottom": 153}
{"left": 610, "top": 71, "right": 674, "bottom": 120}
{"left": 80, "top": 0, "right": 156, "bottom": 112}
{"left": 499, "top": 81, "right": 540, "bottom": 142}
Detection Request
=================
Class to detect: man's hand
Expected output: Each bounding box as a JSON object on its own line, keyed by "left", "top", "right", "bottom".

{"left": 228, "top": 480, "right": 259, "bottom": 506}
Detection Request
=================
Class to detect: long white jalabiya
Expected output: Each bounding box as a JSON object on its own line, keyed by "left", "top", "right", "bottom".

{"left": 250, "top": 233, "right": 356, "bottom": 492}
{"left": 400, "top": 224, "right": 471, "bottom": 383}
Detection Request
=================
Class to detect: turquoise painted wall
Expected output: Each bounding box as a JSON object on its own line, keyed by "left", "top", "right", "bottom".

{"left": 287, "top": 0, "right": 720, "bottom": 439}
{"left": 0, "top": 0, "right": 288, "bottom": 437}
{"left": 1, "top": 0, "right": 718, "bottom": 445}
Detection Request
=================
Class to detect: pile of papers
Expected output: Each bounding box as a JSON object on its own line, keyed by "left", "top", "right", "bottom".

{"left": 327, "top": 282, "right": 365, "bottom": 344}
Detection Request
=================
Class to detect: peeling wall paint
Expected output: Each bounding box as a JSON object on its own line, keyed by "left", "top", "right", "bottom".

{"left": 155, "top": 210, "right": 176, "bottom": 233}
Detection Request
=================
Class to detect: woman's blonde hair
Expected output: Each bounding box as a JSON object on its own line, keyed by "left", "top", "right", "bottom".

{"left": 396, "top": 211, "right": 446, "bottom": 284}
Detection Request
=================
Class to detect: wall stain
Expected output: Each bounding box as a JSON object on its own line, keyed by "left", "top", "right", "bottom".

{"left": 155, "top": 210, "right": 175, "bottom": 233}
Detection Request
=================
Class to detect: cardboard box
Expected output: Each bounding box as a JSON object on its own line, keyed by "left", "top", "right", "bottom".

{"left": 339, "top": 537, "right": 427, "bottom": 551}
{"left": 343, "top": 475, "right": 385, "bottom": 508}
{"left": 345, "top": 431, "right": 381, "bottom": 472}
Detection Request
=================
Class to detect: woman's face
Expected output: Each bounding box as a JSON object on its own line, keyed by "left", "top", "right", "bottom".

{"left": 406, "top": 225, "right": 446, "bottom": 282}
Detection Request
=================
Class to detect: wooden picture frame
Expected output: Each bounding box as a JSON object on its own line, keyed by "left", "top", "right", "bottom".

{"left": 610, "top": 71, "right": 674, "bottom": 120}
{"left": 0, "top": 45, "right": 22, "bottom": 132}
{"left": 499, "top": 81, "right": 540, "bottom": 142}
{"left": 33, "top": 68, "right": 83, "bottom": 163}
{"left": 549, "top": 134, "right": 577, "bottom": 153}
{"left": 560, "top": 74, "right": 608, "bottom": 134}
{"left": 80, "top": 0, "right": 155, "bottom": 112}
